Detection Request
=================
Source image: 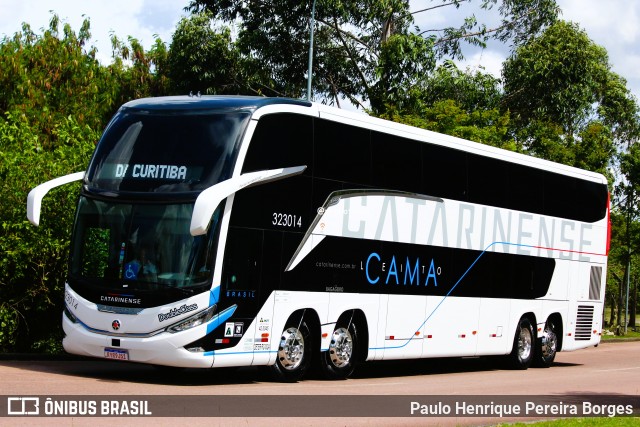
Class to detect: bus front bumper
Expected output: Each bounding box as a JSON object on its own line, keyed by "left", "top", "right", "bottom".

{"left": 62, "top": 312, "right": 215, "bottom": 368}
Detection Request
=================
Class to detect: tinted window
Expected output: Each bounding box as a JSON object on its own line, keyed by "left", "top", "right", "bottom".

{"left": 70, "top": 197, "right": 221, "bottom": 291}
{"left": 314, "top": 119, "right": 371, "bottom": 185}
{"left": 242, "top": 113, "right": 313, "bottom": 173}
{"left": 372, "top": 132, "right": 421, "bottom": 193}
{"left": 222, "top": 227, "right": 262, "bottom": 294}
{"left": 544, "top": 173, "right": 607, "bottom": 222}
{"left": 508, "top": 163, "right": 544, "bottom": 213}
{"left": 422, "top": 144, "right": 467, "bottom": 200}
{"left": 468, "top": 154, "right": 508, "bottom": 207}
{"left": 88, "top": 111, "right": 250, "bottom": 193}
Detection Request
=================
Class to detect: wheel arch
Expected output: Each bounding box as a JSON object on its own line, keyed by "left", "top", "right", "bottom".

{"left": 287, "top": 308, "right": 321, "bottom": 355}
{"left": 546, "top": 312, "right": 564, "bottom": 351}
{"left": 521, "top": 312, "right": 537, "bottom": 332}
{"left": 335, "top": 309, "right": 369, "bottom": 363}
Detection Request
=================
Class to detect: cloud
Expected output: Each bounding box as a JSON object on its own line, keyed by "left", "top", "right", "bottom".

{"left": 0, "top": 0, "right": 190, "bottom": 64}
{"left": 558, "top": 0, "right": 640, "bottom": 98}
{"left": 457, "top": 49, "right": 506, "bottom": 79}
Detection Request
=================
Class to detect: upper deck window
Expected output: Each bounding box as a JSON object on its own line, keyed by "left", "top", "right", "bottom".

{"left": 87, "top": 110, "right": 251, "bottom": 194}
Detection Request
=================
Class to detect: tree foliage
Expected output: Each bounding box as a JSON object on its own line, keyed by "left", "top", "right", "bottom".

{"left": 167, "top": 12, "right": 254, "bottom": 96}
{"left": 0, "top": 17, "right": 113, "bottom": 146}
{"left": 0, "top": 112, "right": 97, "bottom": 351}
{"left": 0, "top": 15, "right": 167, "bottom": 351}
{"left": 502, "top": 21, "right": 637, "bottom": 175}
{"left": 187, "top": 0, "right": 558, "bottom": 112}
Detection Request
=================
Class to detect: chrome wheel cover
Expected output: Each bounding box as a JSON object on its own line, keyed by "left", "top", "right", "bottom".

{"left": 518, "top": 325, "right": 532, "bottom": 361}
{"left": 278, "top": 327, "right": 305, "bottom": 371}
{"left": 329, "top": 327, "right": 353, "bottom": 368}
{"left": 540, "top": 325, "right": 557, "bottom": 359}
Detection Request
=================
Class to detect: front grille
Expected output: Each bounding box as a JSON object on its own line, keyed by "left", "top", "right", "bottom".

{"left": 575, "top": 305, "right": 594, "bottom": 341}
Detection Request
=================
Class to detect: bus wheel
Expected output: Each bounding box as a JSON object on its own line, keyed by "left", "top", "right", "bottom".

{"left": 321, "top": 320, "right": 358, "bottom": 380}
{"left": 271, "top": 318, "right": 311, "bottom": 382}
{"left": 534, "top": 318, "right": 558, "bottom": 368}
{"left": 508, "top": 317, "right": 535, "bottom": 370}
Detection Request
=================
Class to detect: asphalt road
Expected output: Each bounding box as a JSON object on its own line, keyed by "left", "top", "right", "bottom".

{"left": 1, "top": 341, "right": 639, "bottom": 426}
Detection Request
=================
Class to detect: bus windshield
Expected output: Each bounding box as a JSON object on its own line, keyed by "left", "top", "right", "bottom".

{"left": 86, "top": 110, "right": 251, "bottom": 194}
{"left": 70, "top": 197, "right": 222, "bottom": 292}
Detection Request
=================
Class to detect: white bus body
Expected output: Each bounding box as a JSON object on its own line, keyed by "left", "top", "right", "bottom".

{"left": 28, "top": 96, "right": 609, "bottom": 380}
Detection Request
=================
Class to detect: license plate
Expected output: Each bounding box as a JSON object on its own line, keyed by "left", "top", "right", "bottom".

{"left": 104, "top": 348, "right": 129, "bottom": 360}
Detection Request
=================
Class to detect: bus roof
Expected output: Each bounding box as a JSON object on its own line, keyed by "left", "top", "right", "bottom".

{"left": 121, "top": 95, "right": 312, "bottom": 111}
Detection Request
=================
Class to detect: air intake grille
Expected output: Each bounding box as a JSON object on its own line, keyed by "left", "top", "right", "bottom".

{"left": 589, "top": 266, "right": 602, "bottom": 300}
{"left": 575, "top": 305, "right": 594, "bottom": 341}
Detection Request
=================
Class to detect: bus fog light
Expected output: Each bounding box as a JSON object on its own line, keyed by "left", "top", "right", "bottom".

{"left": 167, "top": 304, "right": 217, "bottom": 333}
{"left": 186, "top": 346, "right": 206, "bottom": 353}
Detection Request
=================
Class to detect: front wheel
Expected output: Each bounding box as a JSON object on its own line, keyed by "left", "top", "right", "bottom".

{"left": 270, "top": 318, "right": 311, "bottom": 382}
{"left": 508, "top": 317, "right": 535, "bottom": 370}
{"left": 533, "top": 318, "right": 558, "bottom": 368}
{"left": 320, "top": 321, "right": 359, "bottom": 380}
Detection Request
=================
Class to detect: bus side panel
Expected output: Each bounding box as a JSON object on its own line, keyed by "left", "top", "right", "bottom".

{"left": 250, "top": 294, "right": 276, "bottom": 366}
{"left": 421, "top": 296, "right": 479, "bottom": 358}
{"left": 476, "top": 298, "right": 512, "bottom": 356}
{"left": 382, "top": 295, "right": 426, "bottom": 360}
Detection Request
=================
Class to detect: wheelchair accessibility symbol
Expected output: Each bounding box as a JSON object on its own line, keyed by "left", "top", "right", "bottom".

{"left": 124, "top": 263, "right": 139, "bottom": 279}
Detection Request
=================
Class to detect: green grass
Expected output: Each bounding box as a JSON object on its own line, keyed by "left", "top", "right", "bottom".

{"left": 498, "top": 417, "right": 639, "bottom": 426}
{"left": 601, "top": 329, "right": 640, "bottom": 340}
{"left": 601, "top": 307, "right": 639, "bottom": 340}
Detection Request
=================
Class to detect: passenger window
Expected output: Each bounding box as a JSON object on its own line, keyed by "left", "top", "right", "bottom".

{"left": 468, "top": 154, "right": 508, "bottom": 207}
{"left": 371, "top": 132, "right": 421, "bottom": 193}
{"left": 222, "top": 227, "right": 262, "bottom": 295}
{"left": 422, "top": 144, "right": 467, "bottom": 200}
{"left": 242, "top": 113, "right": 313, "bottom": 173}
{"left": 509, "top": 164, "right": 543, "bottom": 213}
{"left": 314, "top": 119, "right": 371, "bottom": 185}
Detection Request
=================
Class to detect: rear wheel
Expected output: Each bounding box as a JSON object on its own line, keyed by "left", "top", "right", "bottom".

{"left": 320, "top": 320, "right": 359, "bottom": 380}
{"left": 534, "top": 317, "right": 558, "bottom": 368}
{"left": 508, "top": 317, "right": 535, "bottom": 370}
{"left": 270, "top": 317, "right": 311, "bottom": 382}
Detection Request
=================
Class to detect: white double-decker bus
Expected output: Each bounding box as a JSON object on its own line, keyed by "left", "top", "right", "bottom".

{"left": 28, "top": 96, "right": 610, "bottom": 381}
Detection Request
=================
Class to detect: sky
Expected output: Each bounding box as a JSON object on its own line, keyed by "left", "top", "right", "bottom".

{"left": 0, "top": 0, "right": 639, "bottom": 104}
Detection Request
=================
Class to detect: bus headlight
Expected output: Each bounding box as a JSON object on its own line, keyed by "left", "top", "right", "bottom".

{"left": 63, "top": 305, "right": 79, "bottom": 323}
{"left": 166, "top": 304, "right": 217, "bottom": 333}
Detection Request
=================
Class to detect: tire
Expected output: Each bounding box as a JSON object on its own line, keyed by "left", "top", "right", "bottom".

{"left": 320, "top": 320, "right": 359, "bottom": 380}
{"left": 533, "top": 317, "right": 558, "bottom": 368}
{"left": 270, "top": 317, "right": 311, "bottom": 382}
{"left": 508, "top": 317, "right": 535, "bottom": 370}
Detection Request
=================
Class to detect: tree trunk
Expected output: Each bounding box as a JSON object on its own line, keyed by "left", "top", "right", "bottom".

{"left": 617, "top": 277, "right": 625, "bottom": 335}
{"left": 609, "top": 292, "right": 616, "bottom": 327}
{"left": 629, "top": 277, "right": 637, "bottom": 330}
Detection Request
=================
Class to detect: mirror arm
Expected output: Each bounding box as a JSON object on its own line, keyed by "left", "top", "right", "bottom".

{"left": 190, "top": 166, "right": 306, "bottom": 236}
{"left": 27, "top": 172, "right": 85, "bottom": 226}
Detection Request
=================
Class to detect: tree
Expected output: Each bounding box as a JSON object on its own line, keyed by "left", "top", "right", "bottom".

{"left": 108, "top": 34, "right": 171, "bottom": 102}
{"left": 0, "top": 16, "right": 116, "bottom": 145}
{"left": 0, "top": 15, "right": 169, "bottom": 352}
{"left": 502, "top": 21, "right": 639, "bottom": 173}
{"left": 187, "top": 0, "right": 558, "bottom": 112}
{"left": 0, "top": 112, "right": 97, "bottom": 351}
{"left": 166, "top": 12, "right": 258, "bottom": 96}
